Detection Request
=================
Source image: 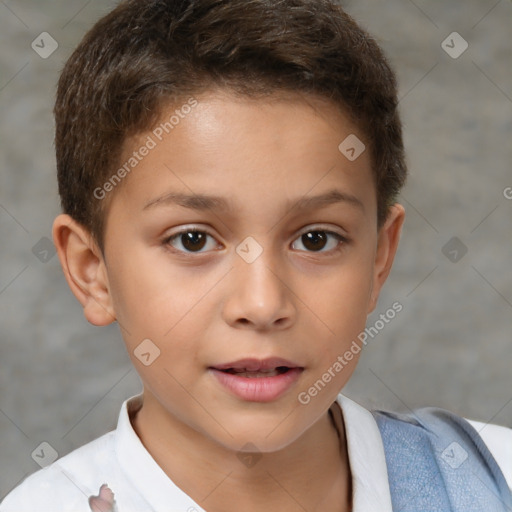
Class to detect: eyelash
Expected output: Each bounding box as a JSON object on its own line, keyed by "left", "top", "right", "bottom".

{"left": 162, "top": 226, "right": 349, "bottom": 256}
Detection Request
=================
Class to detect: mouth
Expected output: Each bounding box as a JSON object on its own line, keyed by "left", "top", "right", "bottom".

{"left": 210, "top": 357, "right": 303, "bottom": 375}
{"left": 218, "top": 366, "right": 292, "bottom": 378}
{"left": 208, "top": 357, "right": 304, "bottom": 402}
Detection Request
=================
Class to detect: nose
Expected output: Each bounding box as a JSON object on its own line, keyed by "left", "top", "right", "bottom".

{"left": 222, "top": 246, "right": 296, "bottom": 331}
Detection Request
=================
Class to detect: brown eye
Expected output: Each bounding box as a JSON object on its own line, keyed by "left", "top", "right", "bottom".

{"left": 165, "top": 230, "right": 218, "bottom": 253}
{"left": 180, "top": 231, "right": 207, "bottom": 252}
{"left": 302, "top": 231, "right": 328, "bottom": 251}
{"left": 292, "top": 230, "right": 346, "bottom": 253}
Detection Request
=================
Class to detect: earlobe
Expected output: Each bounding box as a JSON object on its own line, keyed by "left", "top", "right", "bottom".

{"left": 52, "top": 214, "right": 116, "bottom": 326}
{"left": 368, "top": 204, "right": 405, "bottom": 313}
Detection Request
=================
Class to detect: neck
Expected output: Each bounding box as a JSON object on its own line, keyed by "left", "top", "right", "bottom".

{"left": 131, "top": 393, "right": 352, "bottom": 512}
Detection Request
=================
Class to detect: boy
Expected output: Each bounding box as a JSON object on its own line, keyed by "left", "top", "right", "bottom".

{"left": 2, "top": 0, "right": 511, "bottom": 511}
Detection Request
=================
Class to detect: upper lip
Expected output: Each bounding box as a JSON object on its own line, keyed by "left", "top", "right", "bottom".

{"left": 210, "top": 357, "right": 303, "bottom": 371}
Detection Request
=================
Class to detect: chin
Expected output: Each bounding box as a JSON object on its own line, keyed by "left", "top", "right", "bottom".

{"left": 225, "top": 434, "right": 299, "bottom": 455}
{"left": 206, "top": 415, "right": 308, "bottom": 454}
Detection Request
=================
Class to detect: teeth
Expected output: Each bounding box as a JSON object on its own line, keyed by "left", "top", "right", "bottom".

{"left": 234, "top": 370, "right": 280, "bottom": 378}
{"left": 222, "top": 367, "right": 290, "bottom": 377}
{"left": 233, "top": 368, "right": 276, "bottom": 373}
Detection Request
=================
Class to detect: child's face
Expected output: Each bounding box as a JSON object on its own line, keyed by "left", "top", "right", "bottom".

{"left": 56, "top": 89, "right": 404, "bottom": 453}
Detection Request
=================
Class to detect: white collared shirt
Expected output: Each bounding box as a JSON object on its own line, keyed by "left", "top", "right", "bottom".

{"left": 1, "top": 393, "right": 511, "bottom": 511}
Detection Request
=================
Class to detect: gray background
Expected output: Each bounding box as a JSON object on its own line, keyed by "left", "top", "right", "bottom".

{"left": 1, "top": 0, "right": 511, "bottom": 499}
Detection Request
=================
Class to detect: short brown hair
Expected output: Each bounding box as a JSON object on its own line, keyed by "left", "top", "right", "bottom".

{"left": 54, "top": 0, "right": 407, "bottom": 254}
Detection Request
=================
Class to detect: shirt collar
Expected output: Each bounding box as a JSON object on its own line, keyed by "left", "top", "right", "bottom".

{"left": 114, "top": 392, "right": 392, "bottom": 512}
{"left": 331, "top": 394, "right": 393, "bottom": 511}
{"left": 114, "top": 393, "right": 207, "bottom": 511}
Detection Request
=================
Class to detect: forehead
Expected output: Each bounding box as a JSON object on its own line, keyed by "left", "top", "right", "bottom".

{"left": 108, "top": 89, "right": 376, "bottom": 223}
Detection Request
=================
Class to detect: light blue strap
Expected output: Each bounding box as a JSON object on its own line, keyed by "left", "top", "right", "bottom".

{"left": 373, "top": 407, "right": 512, "bottom": 512}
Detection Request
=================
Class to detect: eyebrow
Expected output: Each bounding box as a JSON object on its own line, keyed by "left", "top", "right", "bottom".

{"left": 142, "top": 189, "right": 364, "bottom": 213}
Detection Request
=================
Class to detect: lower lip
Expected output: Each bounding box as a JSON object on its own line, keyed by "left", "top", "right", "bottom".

{"left": 209, "top": 368, "right": 303, "bottom": 402}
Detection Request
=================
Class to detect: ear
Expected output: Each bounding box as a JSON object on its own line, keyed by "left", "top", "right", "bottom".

{"left": 367, "top": 203, "right": 405, "bottom": 313}
{"left": 52, "top": 214, "right": 115, "bottom": 326}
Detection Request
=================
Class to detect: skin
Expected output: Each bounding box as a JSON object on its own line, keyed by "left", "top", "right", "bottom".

{"left": 53, "top": 89, "right": 405, "bottom": 512}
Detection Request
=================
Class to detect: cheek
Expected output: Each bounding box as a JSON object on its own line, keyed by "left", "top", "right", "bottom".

{"left": 309, "top": 257, "right": 374, "bottom": 334}
{"left": 301, "top": 252, "right": 374, "bottom": 384}
{"left": 107, "top": 248, "right": 205, "bottom": 336}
